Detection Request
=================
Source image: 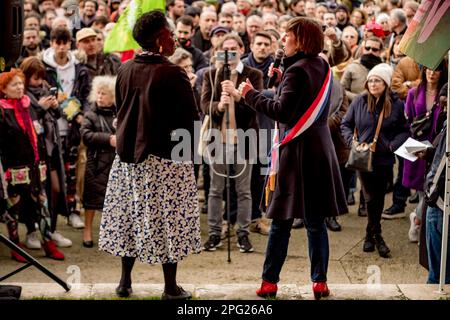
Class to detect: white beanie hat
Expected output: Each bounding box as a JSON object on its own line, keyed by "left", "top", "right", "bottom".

{"left": 366, "top": 63, "right": 394, "bottom": 87}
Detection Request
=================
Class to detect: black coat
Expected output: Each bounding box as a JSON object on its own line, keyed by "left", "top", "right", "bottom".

{"left": 115, "top": 53, "right": 199, "bottom": 163}
{"left": 27, "top": 86, "right": 69, "bottom": 217}
{"left": 340, "top": 92, "right": 410, "bottom": 167}
{"left": 183, "top": 43, "right": 209, "bottom": 72}
{"left": 80, "top": 105, "right": 116, "bottom": 209}
{"left": 244, "top": 52, "right": 348, "bottom": 220}
{"left": 0, "top": 96, "right": 46, "bottom": 169}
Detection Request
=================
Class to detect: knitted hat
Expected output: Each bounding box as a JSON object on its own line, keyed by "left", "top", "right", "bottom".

{"left": 367, "top": 63, "right": 393, "bottom": 86}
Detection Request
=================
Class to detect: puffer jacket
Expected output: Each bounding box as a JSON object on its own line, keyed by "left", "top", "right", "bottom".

{"left": 80, "top": 105, "right": 116, "bottom": 210}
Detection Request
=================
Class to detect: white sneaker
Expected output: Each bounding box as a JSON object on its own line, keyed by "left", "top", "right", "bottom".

{"left": 25, "top": 231, "right": 41, "bottom": 250}
{"left": 408, "top": 211, "right": 420, "bottom": 243}
{"left": 50, "top": 231, "right": 73, "bottom": 248}
{"left": 68, "top": 213, "right": 85, "bottom": 229}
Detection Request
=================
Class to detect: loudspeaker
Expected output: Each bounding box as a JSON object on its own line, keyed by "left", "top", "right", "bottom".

{"left": 0, "top": 0, "right": 24, "bottom": 70}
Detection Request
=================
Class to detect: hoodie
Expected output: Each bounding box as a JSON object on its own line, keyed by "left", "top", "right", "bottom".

{"left": 43, "top": 47, "right": 78, "bottom": 96}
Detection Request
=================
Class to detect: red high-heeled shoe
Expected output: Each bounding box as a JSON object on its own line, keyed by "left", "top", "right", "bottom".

{"left": 312, "top": 282, "right": 330, "bottom": 300}
{"left": 256, "top": 280, "right": 278, "bottom": 298}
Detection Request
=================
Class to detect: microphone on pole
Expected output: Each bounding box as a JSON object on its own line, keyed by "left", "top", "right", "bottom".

{"left": 267, "top": 49, "right": 284, "bottom": 89}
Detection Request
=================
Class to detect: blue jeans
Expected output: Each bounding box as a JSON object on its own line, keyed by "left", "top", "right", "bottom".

{"left": 262, "top": 217, "right": 329, "bottom": 283}
{"left": 425, "top": 206, "right": 450, "bottom": 284}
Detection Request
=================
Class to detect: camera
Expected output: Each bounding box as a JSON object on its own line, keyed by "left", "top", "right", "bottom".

{"left": 216, "top": 50, "right": 238, "bottom": 62}
{"left": 49, "top": 87, "right": 58, "bottom": 97}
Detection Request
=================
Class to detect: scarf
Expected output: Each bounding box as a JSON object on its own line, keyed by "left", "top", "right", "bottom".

{"left": 0, "top": 96, "right": 39, "bottom": 162}
{"left": 360, "top": 54, "right": 382, "bottom": 71}
{"left": 246, "top": 53, "right": 274, "bottom": 85}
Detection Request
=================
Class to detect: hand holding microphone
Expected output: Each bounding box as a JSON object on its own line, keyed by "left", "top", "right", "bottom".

{"left": 267, "top": 49, "right": 284, "bottom": 88}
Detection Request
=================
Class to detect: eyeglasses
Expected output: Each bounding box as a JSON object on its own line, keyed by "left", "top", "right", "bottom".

{"left": 365, "top": 46, "right": 380, "bottom": 53}
{"left": 367, "top": 78, "right": 383, "bottom": 84}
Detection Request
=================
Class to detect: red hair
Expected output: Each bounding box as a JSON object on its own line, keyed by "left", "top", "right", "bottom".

{"left": 0, "top": 69, "right": 26, "bottom": 99}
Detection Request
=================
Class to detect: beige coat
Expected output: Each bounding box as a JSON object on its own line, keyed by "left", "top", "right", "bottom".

{"left": 340, "top": 59, "right": 369, "bottom": 103}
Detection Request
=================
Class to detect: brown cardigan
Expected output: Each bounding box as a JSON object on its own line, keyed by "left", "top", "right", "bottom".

{"left": 115, "top": 54, "right": 199, "bottom": 163}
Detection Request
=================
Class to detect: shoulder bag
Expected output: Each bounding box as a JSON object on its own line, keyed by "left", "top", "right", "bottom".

{"left": 345, "top": 107, "right": 385, "bottom": 172}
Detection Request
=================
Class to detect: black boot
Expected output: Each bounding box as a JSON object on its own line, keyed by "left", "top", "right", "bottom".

{"left": 358, "top": 202, "right": 368, "bottom": 217}
{"left": 363, "top": 234, "right": 375, "bottom": 252}
{"left": 325, "top": 217, "right": 342, "bottom": 232}
{"left": 374, "top": 234, "right": 391, "bottom": 258}
{"left": 162, "top": 263, "right": 192, "bottom": 300}
{"left": 116, "top": 256, "right": 135, "bottom": 298}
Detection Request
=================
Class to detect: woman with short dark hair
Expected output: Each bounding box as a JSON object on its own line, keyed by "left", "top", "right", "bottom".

{"left": 98, "top": 10, "right": 201, "bottom": 300}
{"left": 237, "top": 17, "right": 347, "bottom": 299}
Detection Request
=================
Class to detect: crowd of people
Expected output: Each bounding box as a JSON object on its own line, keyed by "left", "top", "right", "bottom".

{"left": 1, "top": 0, "right": 449, "bottom": 298}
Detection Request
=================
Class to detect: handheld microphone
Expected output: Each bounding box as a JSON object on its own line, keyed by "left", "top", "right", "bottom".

{"left": 267, "top": 49, "right": 284, "bottom": 89}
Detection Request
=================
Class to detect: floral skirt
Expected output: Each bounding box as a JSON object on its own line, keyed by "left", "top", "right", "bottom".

{"left": 99, "top": 154, "right": 201, "bottom": 264}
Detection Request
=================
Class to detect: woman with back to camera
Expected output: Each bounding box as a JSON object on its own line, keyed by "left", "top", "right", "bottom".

{"left": 236, "top": 17, "right": 348, "bottom": 300}
{"left": 98, "top": 10, "right": 201, "bottom": 300}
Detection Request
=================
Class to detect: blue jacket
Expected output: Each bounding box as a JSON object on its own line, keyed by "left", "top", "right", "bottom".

{"left": 341, "top": 92, "right": 410, "bottom": 166}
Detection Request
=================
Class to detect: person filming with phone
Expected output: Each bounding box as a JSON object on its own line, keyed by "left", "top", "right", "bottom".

{"left": 201, "top": 33, "right": 263, "bottom": 253}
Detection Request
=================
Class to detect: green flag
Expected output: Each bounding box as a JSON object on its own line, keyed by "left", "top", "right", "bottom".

{"left": 399, "top": 0, "right": 450, "bottom": 70}
{"left": 103, "top": 0, "right": 165, "bottom": 53}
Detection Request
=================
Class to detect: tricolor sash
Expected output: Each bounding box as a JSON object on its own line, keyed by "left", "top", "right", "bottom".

{"left": 265, "top": 66, "right": 333, "bottom": 206}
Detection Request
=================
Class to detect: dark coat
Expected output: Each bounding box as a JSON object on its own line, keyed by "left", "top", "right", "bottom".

{"left": 191, "top": 29, "right": 211, "bottom": 53}
{"left": 201, "top": 64, "right": 263, "bottom": 132}
{"left": 182, "top": 43, "right": 209, "bottom": 72}
{"left": 81, "top": 105, "right": 116, "bottom": 209}
{"left": 115, "top": 53, "right": 199, "bottom": 163}
{"left": 201, "top": 64, "right": 263, "bottom": 160}
{"left": 341, "top": 92, "right": 410, "bottom": 167}
{"left": 328, "top": 81, "right": 350, "bottom": 164}
{"left": 244, "top": 52, "right": 348, "bottom": 220}
{"left": 0, "top": 96, "right": 46, "bottom": 169}
{"left": 85, "top": 52, "right": 122, "bottom": 79}
{"left": 27, "top": 86, "right": 69, "bottom": 217}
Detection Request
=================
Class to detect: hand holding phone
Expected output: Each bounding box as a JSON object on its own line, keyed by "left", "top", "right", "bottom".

{"left": 49, "top": 87, "right": 58, "bottom": 97}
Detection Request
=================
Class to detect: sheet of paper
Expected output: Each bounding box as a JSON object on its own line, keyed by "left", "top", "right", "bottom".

{"left": 394, "top": 137, "right": 432, "bottom": 162}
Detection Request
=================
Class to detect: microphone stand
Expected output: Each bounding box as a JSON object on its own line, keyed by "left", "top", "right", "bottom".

{"left": 223, "top": 50, "right": 232, "bottom": 263}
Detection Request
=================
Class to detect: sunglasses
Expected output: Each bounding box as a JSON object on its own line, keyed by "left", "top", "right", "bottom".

{"left": 365, "top": 46, "right": 380, "bottom": 52}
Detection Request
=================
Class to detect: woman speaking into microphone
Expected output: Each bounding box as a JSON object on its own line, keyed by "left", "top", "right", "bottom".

{"left": 236, "top": 17, "right": 348, "bottom": 299}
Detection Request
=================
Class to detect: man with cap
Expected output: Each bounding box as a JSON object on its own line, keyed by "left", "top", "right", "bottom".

{"left": 75, "top": 27, "right": 121, "bottom": 78}
{"left": 191, "top": 11, "right": 217, "bottom": 53}
{"left": 175, "top": 16, "right": 208, "bottom": 72}
{"left": 204, "top": 25, "right": 232, "bottom": 62}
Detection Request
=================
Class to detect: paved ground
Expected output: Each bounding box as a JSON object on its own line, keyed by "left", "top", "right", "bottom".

{"left": 0, "top": 185, "right": 443, "bottom": 299}
{"left": 4, "top": 282, "right": 450, "bottom": 300}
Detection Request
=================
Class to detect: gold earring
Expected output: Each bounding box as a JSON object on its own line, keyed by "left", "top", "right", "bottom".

{"left": 159, "top": 46, "right": 163, "bottom": 53}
